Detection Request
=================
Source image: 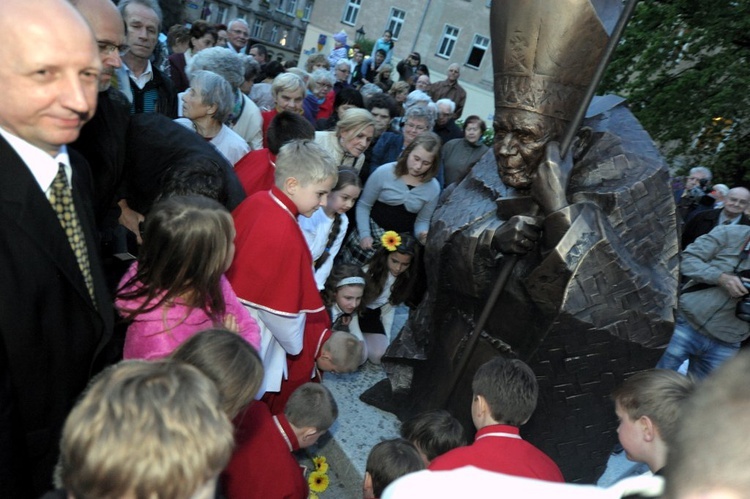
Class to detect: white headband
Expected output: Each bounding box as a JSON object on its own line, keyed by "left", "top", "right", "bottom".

{"left": 337, "top": 276, "right": 365, "bottom": 287}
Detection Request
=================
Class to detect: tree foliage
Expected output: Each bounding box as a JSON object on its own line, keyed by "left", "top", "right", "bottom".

{"left": 600, "top": 0, "right": 750, "bottom": 184}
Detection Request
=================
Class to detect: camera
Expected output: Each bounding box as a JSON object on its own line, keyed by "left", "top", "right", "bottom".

{"left": 735, "top": 274, "right": 750, "bottom": 322}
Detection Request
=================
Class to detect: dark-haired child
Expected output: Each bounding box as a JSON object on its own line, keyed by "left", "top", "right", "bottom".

{"left": 364, "top": 439, "right": 425, "bottom": 499}
{"left": 300, "top": 168, "right": 362, "bottom": 289}
{"left": 116, "top": 196, "right": 260, "bottom": 360}
{"left": 360, "top": 232, "right": 421, "bottom": 364}
{"left": 400, "top": 410, "right": 467, "bottom": 466}
{"left": 429, "top": 357, "right": 564, "bottom": 482}
{"left": 233, "top": 111, "right": 315, "bottom": 197}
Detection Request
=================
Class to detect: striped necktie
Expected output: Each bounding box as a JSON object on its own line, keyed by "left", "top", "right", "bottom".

{"left": 50, "top": 163, "right": 96, "bottom": 305}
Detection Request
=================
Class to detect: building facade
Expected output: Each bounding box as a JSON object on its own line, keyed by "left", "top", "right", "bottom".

{"left": 182, "top": 0, "right": 316, "bottom": 64}
{"left": 300, "top": 0, "right": 496, "bottom": 121}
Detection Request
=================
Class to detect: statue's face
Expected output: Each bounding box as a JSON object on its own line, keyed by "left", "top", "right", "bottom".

{"left": 493, "top": 109, "right": 558, "bottom": 189}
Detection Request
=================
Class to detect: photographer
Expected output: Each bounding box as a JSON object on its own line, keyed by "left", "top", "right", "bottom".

{"left": 397, "top": 52, "right": 421, "bottom": 87}
{"left": 657, "top": 224, "right": 750, "bottom": 379}
{"left": 676, "top": 166, "right": 713, "bottom": 222}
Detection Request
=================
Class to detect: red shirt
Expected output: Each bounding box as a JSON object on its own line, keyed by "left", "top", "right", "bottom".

{"left": 223, "top": 402, "right": 308, "bottom": 498}
{"left": 234, "top": 148, "right": 276, "bottom": 197}
{"left": 429, "top": 424, "right": 564, "bottom": 482}
{"left": 261, "top": 109, "right": 278, "bottom": 148}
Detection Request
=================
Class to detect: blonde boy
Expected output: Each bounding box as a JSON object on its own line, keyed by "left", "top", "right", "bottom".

{"left": 228, "top": 140, "right": 338, "bottom": 397}
{"left": 611, "top": 369, "right": 695, "bottom": 475}
{"left": 58, "top": 360, "right": 233, "bottom": 499}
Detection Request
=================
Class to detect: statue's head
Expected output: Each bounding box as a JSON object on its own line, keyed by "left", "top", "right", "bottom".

{"left": 493, "top": 109, "right": 565, "bottom": 190}
{"left": 490, "top": 0, "right": 620, "bottom": 189}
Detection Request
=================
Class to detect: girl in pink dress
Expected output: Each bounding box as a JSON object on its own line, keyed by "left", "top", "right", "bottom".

{"left": 116, "top": 195, "right": 260, "bottom": 360}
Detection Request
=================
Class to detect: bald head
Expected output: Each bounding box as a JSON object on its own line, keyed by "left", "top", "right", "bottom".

{"left": 71, "top": 0, "right": 126, "bottom": 91}
{"left": 0, "top": 0, "right": 100, "bottom": 155}
{"left": 723, "top": 187, "right": 750, "bottom": 219}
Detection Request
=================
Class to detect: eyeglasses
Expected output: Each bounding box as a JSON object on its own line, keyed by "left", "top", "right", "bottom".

{"left": 316, "top": 82, "right": 333, "bottom": 89}
{"left": 97, "top": 41, "right": 130, "bottom": 57}
{"left": 404, "top": 122, "right": 428, "bottom": 132}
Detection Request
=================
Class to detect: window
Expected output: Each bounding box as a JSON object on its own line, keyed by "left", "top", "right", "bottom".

{"left": 302, "top": 0, "right": 313, "bottom": 21}
{"left": 270, "top": 24, "right": 279, "bottom": 43}
{"left": 216, "top": 4, "right": 226, "bottom": 23}
{"left": 465, "top": 34, "right": 490, "bottom": 68}
{"left": 276, "top": 0, "right": 285, "bottom": 12}
{"left": 287, "top": 0, "right": 297, "bottom": 16}
{"left": 252, "top": 19, "right": 264, "bottom": 39}
{"left": 437, "top": 25, "right": 459, "bottom": 58}
{"left": 386, "top": 8, "right": 406, "bottom": 40}
{"left": 341, "top": 0, "right": 361, "bottom": 26}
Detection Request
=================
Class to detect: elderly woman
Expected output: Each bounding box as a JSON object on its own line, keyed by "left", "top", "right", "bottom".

{"left": 314, "top": 108, "right": 375, "bottom": 173}
{"left": 168, "top": 21, "right": 217, "bottom": 93}
{"left": 371, "top": 104, "right": 436, "bottom": 170}
{"left": 303, "top": 68, "right": 335, "bottom": 125}
{"left": 439, "top": 115, "right": 489, "bottom": 187}
{"left": 260, "top": 73, "right": 307, "bottom": 142}
{"left": 187, "top": 47, "right": 263, "bottom": 150}
{"left": 333, "top": 59, "right": 353, "bottom": 93}
{"left": 174, "top": 70, "right": 249, "bottom": 165}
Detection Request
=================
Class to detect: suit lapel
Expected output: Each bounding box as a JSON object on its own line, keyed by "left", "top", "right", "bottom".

{"left": 0, "top": 136, "right": 101, "bottom": 317}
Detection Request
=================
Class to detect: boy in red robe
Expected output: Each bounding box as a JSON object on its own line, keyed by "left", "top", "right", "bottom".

{"left": 234, "top": 111, "right": 314, "bottom": 197}
{"left": 262, "top": 309, "right": 363, "bottom": 414}
{"left": 227, "top": 139, "right": 338, "bottom": 397}
{"left": 429, "top": 357, "right": 564, "bottom": 482}
{"left": 223, "top": 383, "right": 338, "bottom": 498}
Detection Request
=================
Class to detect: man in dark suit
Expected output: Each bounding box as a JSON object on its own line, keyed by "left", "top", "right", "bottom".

{"left": 681, "top": 187, "right": 750, "bottom": 248}
{"left": 0, "top": 0, "right": 113, "bottom": 495}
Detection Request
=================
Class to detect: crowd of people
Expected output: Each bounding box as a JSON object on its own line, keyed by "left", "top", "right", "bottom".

{"left": 2, "top": 0, "right": 750, "bottom": 497}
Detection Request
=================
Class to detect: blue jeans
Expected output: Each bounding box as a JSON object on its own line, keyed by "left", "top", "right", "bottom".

{"left": 656, "top": 315, "right": 740, "bottom": 380}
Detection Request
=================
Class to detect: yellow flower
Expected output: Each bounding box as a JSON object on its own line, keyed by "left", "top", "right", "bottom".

{"left": 381, "top": 231, "right": 402, "bottom": 252}
{"left": 313, "top": 455, "right": 329, "bottom": 473}
{"left": 308, "top": 470, "right": 329, "bottom": 493}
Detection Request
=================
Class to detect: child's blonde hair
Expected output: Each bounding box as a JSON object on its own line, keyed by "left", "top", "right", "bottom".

{"left": 117, "top": 195, "right": 234, "bottom": 323}
{"left": 274, "top": 139, "right": 338, "bottom": 188}
{"left": 171, "top": 329, "right": 265, "bottom": 419}
{"left": 322, "top": 331, "right": 364, "bottom": 373}
{"left": 59, "top": 360, "right": 233, "bottom": 499}
{"left": 284, "top": 383, "right": 338, "bottom": 432}
{"left": 611, "top": 369, "right": 695, "bottom": 447}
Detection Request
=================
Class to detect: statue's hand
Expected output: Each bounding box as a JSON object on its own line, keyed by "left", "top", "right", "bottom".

{"left": 531, "top": 141, "right": 573, "bottom": 215}
{"left": 491, "top": 215, "right": 542, "bottom": 255}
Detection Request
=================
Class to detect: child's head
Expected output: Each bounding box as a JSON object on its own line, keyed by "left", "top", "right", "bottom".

{"left": 274, "top": 139, "right": 338, "bottom": 217}
{"left": 119, "top": 195, "right": 235, "bottom": 321}
{"left": 59, "top": 360, "right": 233, "bottom": 499}
{"left": 395, "top": 131, "right": 441, "bottom": 182}
{"left": 158, "top": 156, "right": 228, "bottom": 206}
{"left": 400, "top": 410, "right": 467, "bottom": 465}
{"left": 611, "top": 369, "right": 694, "bottom": 472}
{"left": 326, "top": 167, "right": 362, "bottom": 216}
{"left": 363, "top": 232, "right": 420, "bottom": 307}
{"left": 284, "top": 383, "right": 338, "bottom": 448}
{"left": 364, "top": 439, "right": 425, "bottom": 499}
{"left": 318, "top": 330, "right": 364, "bottom": 373}
{"left": 266, "top": 111, "right": 315, "bottom": 155}
{"left": 323, "top": 263, "right": 366, "bottom": 311}
{"left": 170, "top": 328, "right": 265, "bottom": 419}
{"left": 471, "top": 357, "right": 538, "bottom": 429}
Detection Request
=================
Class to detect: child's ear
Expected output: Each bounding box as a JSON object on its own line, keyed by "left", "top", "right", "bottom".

{"left": 283, "top": 176, "right": 299, "bottom": 195}
{"left": 363, "top": 471, "right": 375, "bottom": 499}
{"left": 301, "top": 426, "right": 320, "bottom": 445}
{"left": 639, "top": 415, "right": 657, "bottom": 442}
